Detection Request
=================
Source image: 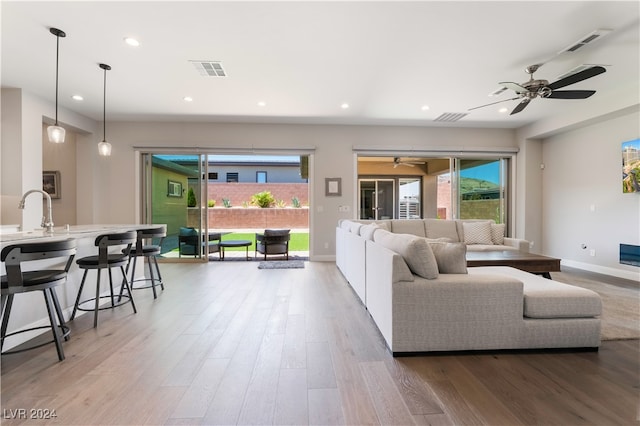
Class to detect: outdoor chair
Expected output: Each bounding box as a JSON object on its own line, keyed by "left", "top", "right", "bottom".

{"left": 255, "top": 229, "right": 291, "bottom": 260}
{"left": 178, "top": 227, "right": 199, "bottom": 257}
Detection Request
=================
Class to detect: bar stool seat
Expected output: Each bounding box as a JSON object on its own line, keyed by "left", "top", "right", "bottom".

{"left": 71, "top": 231, "right": 137, "bottom": 327}
{"left": 1, "top": 238, "right": 76, "bottom": 361}
{"left": 123, "top": 226, "right": 166, "bottom": 299}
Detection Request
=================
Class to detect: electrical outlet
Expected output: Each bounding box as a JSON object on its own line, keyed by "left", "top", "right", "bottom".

{"left": 590, "top": 249, "right": 596, "bottom": 257}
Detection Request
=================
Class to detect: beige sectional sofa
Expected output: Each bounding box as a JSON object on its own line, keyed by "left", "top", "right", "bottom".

{"left": 336, "top": 219, "right": 602, "bottom": 354}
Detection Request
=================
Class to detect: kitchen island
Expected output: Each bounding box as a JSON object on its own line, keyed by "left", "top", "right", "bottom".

{"left": 1, "top": 224, "right": 157, "bottom": 351}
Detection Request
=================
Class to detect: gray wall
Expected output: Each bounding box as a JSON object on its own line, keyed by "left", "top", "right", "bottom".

{"left": 541, "top": 111, "right": 639, "bottom": 280}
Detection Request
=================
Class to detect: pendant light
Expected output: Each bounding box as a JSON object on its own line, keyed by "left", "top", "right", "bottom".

{"left": 47, "top": 28, "right": 66, "bottom": 144}
{"left": 98, "top": 63, "right": 112, "bottom": 157}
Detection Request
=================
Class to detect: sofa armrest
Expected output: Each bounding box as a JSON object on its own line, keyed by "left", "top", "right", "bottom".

{"left": 503, "top": 237, "right": 530, "bottom": 253}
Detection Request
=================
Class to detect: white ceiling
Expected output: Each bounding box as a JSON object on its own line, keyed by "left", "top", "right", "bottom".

{"left": 2, "top": 1, "right": 639, "bottom": 129}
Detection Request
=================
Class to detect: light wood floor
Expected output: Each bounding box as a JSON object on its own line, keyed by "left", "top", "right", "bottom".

{"left": 1, "top": 261, "right": 638, "bottom": 425}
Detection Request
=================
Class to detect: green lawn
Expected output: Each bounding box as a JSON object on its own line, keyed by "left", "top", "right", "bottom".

{"left": 220, "top": 232, "right": 309, "bottom": 251}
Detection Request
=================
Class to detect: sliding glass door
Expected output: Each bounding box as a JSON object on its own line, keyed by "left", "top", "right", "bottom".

{"left": 359, "top": 179, "right": 395, "bottom": 220}
{"left": 457, "top": 158, "right": 507, "bottom": 223}
{"left": 142, "top": 153, "right": 206, "bottom": 260}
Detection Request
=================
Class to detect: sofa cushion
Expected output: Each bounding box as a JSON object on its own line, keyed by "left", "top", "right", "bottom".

{"left": 463, "top": 221, "right": 493, "bottom": 245}
{"left": 390, "top": 220, "right": 426, "bottom": 237}
{"left": 428, "top": 242, "right": 468, "bottom": 274}
{"left": 374, "top": 229, "right": 438, "bottom": 279}
{"left": 491, "top": 223, "right": 505, "bottom": 245}
{"left": 264, "top": 229, "right": 290, "bottom": 237}
{"left": 359, "top": 223, "right": 381, "bottom": 241}
{"left": 470, "top": 266, "right": 602, "bottom": 318}
{"left": 424, "top": 219, "right": 460, "bottom": 241}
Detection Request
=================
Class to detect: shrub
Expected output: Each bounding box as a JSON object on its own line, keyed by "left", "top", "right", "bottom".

{"left": 291, "top": 196, "right": 301, "bottom": 208}
{"left": 276, "top": 199, "right": 286, "bottom": 208}
{"left": 208, "top": 199, "right": 216, "bottom": 207}
{"left": 222, "top": 198, "right": 232, "bottom": 208}
{"left": 251, "top": 191, "right": 275, "bottom": 208}
{"left": 187, "top": 187, "right": 197, "bottom": 207}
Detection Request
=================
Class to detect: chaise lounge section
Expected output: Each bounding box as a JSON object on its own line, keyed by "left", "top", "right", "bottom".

{"left": 336, "top": 219, "right": 602, "bottom": 354}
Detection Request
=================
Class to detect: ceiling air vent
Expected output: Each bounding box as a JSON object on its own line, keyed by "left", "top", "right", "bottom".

{"left": 557, "top": 29, "right": 612, "bottom": 54}
{"left": 434, "top": 112, "right": 468, "bottom": 122}
{"left": 190, "top": 60, "right": 227, "bottom": 77}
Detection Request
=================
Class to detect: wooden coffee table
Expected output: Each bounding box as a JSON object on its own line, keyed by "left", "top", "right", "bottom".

{"left": 466, "top": 251, "right": 560, "bottom": 279}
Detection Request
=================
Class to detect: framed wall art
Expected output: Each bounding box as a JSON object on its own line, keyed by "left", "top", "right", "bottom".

{"left": 325, "top": 177, "right": 342, "bottom": 197}
{"left": 42, "top": 170, "right": 61, "bottom": 199}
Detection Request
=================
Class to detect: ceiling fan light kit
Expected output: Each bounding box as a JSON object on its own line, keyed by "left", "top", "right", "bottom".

{"left": 47, "top": 27, "right": 66, "bottom": 144}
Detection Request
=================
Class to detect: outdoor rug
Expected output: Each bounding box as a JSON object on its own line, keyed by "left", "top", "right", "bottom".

{"left": 552, "top": 269, "right": 639, "bottom": 341}
{"left": 258, "top": 260, "right": 305, "bottom": 269}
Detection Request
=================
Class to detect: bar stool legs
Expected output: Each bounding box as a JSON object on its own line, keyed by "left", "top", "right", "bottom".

{"left": 71, "top": 265, "right": 136, "bottom": 328}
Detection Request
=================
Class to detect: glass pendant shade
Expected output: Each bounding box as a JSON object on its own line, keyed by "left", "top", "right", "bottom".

{"left": 98, "top": 63, "right": 112, "bottom": 157}
{"left": 47, "top": 125, "right": 66, "bottom": 143}
{"left": 98, "top": 140, "right": 112, "bottom": 156}
{"left": 49, "top": 28, "right": 66, "bottom": 144}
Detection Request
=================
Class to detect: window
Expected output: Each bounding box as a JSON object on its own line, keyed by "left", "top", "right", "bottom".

{"left": 208, "top": 172, "right": 218, "bottom": 180}
{"left": 167, "top": 180, "right": 183, "bottom": 197}
{"left": 256, "top": 171, "right": 267, "bottom": 183}
{"left": 226, "top": 172, "right": 239, "bottom": 183}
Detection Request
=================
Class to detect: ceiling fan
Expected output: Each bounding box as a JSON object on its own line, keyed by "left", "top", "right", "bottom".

{"left": 469, "top": 64, "right": 607, "bottom": 115}
{"left": 393, "top": 157, "right": 426, "bottom": 168}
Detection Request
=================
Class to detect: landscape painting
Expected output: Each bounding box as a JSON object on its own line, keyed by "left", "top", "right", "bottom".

{"left": 622, "top": 138, "right": 640, "bottom": 193}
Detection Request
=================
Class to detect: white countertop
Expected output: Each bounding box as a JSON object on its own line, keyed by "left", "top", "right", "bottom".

{"left": 0, "top": 224, "right": 154, "bottom": 246}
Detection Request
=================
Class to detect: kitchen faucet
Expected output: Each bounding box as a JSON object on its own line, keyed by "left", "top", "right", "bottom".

{"left": 19, "top": 189, "right": 55, "bottom": 233}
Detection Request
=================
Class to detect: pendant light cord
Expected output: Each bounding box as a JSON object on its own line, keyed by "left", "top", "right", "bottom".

{"left": 54, "top": 34, "right": 59, "bottom": 125}
{"left": 103, "top": 67, "right": 107, "bottom": 141}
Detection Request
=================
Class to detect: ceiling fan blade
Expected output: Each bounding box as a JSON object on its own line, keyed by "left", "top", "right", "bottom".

{"left": 499, "top": 82, "right": 528, "bottom": 94}
{"left": 510, "top": 98, "right": 531, "bottom": 115}
{"left": 547, "top": 90, "right": 596, "bottom": 99}
{"left": 548, "top": 66, "right": 606, "bottom": 90}
{"left": 468, "top": 96, "right": 520, "bottom": 111}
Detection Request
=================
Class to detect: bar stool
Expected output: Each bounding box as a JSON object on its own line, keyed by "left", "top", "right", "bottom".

{"left": 71, "top": 231, "right": 137, "bottom": 327}
{"left": 1, "top": 238, "right": 76, "bottom": 361}
{"left": 124, "top": 225, "right": 166, "bottom": 299}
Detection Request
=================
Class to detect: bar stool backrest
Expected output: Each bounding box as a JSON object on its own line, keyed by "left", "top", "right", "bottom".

{"left": 95, "top": 231, "right": 137, "bottom": 266}
{"left": 1, "top": 239, "right": 77, "bottom": 288}
{"left": 137, "top": 226, "right": 167, "bottom": 249}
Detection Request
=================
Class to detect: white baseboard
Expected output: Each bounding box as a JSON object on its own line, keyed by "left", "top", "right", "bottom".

{"left": 561, "top": 259, "right": 640, "bottom": 282}
{"left": 309, "top": 255, "right": 335, "bottom": 262}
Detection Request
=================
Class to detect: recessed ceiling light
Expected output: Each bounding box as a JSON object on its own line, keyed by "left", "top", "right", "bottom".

{"left": 124, "top": 37, "right": 140, "bottom": 47}
{"left": 257, "top": 101, "right": 266, "bottom": 107}
{"left": 183, "top": 96, "right": 193, "bottom": 102}
{"left": 341, "top": 103, "right": 350, "bottom": 109}
{"left": 421, "top": 105, "right": 430, "bottom": 111}
{"left": 499, "top": 107, "right": 508, "bottom": 113}
{"left": 71, "top": 95, "right": 83, "bottom": 101}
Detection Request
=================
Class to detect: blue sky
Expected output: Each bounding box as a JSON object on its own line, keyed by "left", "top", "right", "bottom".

{"left": 460, "top": 162, "right": 500, "bottom": 184}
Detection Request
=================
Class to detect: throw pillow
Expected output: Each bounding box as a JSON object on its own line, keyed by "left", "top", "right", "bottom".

{"left": 374, "top": 230, "right": 438, "bottom": 279}
{"left": 349, "top": 222, "right": 363, "bottom": 235}
{"left": 462, "top": 221, "right": 493, "bottom": 245}
{"left": 491, "top": 223, "right": 505, "bottom": 245}
{"left": 359, "top": 223, "right": 380, "bottom": 241}
{"left": 428, "top": 242, "right": 468, "bottom": 274}
{"left": 264, "top": 229, "right": 290, "bottom": 237}
{"left": 424, "top": 219, "right": 460, "bottom": 241}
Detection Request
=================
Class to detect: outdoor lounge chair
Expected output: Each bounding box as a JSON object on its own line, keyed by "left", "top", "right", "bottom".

{"left": 255, "top": 229, "right": 290, "bottom": 260}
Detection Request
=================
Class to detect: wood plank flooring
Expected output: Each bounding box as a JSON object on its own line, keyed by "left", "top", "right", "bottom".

{"left": 1, "top": 261, "right": 638, "bottom": 425}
